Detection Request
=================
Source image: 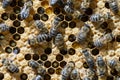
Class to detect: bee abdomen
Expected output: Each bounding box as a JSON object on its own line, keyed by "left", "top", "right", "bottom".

{"left": 90, "top": 14, "right": 101, "bottom": 22}
{"left": 8, "top": 64, "right": 19, "bottom": 73}
{"left": 77, "top": 33, "right": 86, "bottom": 43}
{"left": 33, "top": 75, "right": 43, "bottom": 80}
{"left": 28, "top": 60, "right": 39, "bottom": 69}
{"left": 2, "top": 0, "right": 12, "bottom": 8}
{"left": 0, "top": 23, "right": 9, "bottom": 32}
{"left": 37, "top": 33, "right": 49, "bottom": 42}
{"left": 93, "top": 39, "right": 103, "bottom": 47}
{"left": 49, "top": 27, "right": 58, "bottom": 38}
{"left": 109, "top": 2, "right": 119, "bottom": 14}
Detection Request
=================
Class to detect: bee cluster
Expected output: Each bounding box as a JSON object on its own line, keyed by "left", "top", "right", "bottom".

{"left": 0, "top": 0, "right": 120, "bottom": 80}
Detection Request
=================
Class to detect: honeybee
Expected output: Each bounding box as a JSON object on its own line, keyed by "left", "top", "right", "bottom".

{"left": 33, "top": 75, "right": 43, "bottom": 80}
{"left": 77, "top": 24, "right": 90, "bottom": 44}
{"left": 61, "top": 61, "right": 75, "bottom": 80}
{"left": 90, "top": 14, "right": 102, "bottom": 22}
{"left": 50, "top": 0, "right": 64, "bottom": 6}
{"left": 108, "top": 0, "right": 119, "bottom": 14}
{"left": 96, "top": 56, "right": 108, "bottom": 77}
{"left": 83, "top": 77, "right": 90, "bottom": 80}
{"left": 37, "top": 65, "right": 46, "bottom": 77}
{"left": 72, "top": 10, "right": 81, "bottom": 20}
{"left": 54, "top": 33, "right": 65, "bottom": 50}
{"left": 28, "top": 60, "right": 39, "bottom": 69}
{"left": 70, "top": 69, "right": 81, "bottom": 80}
{"left": 0, "top": 23, "right": 9, "bottom": 33}
{"left": 20, "top": 0, "right": 33, "bottom": 19}
{"left": 34, "top": 20, "right": 48, "bottom": 34}
{"left": 93, "top": 33, "right": 114, "bottom": 47}
{"left": 2, "top": 0, "right": 12, "bottom": 8}
{"left": 82, "top": 49, "right": 95, "bottom": 71}
{"left": 2, "top": 58, "right": 19, "bottom": 73}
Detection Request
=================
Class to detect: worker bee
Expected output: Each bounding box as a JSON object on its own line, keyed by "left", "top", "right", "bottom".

{"left": 0, "top": 23, "right": 9, "bottom": 33}
{"left": 33, "top": 75, "right": 43, "bottom": 80}
{"left": 53, "top": 16, "right": 62, "bottom": 27}
{"left": 61, "top": 61, "right": 75, "bottom": 80}
{"left": 64, "top": 0, "right": 74, "bottom": 14}
{"left": 90, "top": 14, "right": 102, "bottom": 22}
{"left": 28, "top": 35, "right": 38, "bottom": 45}
{"left": 37, "top": 65, "right": 46, "bottom": 77}
{"left": 50, "top": 0, "right": 64, "bottom": 6}
{"left": 34, "top": 20, "right": 48, "bottom": 34}
{"left": 72, "top": 10, "right": 81, "bottom": 20}
{"left": 2, "top": 58, "right": 19, "bottom": 73}
{"left": 107, "top": 59, "right": 117, "bottom": 69}
{"left": 82, "top": 49, "right": 95, "bottom": 71}
{"left": 77, "top": 24, "right": 90, "bottom": 44}
{"left": 108, "top": 0, "right": 119, "bottom": 14}
{"left": 54, "top": 33, "right": 65, "bottom": 50}
{"left": 2, "top": 0, "right": 12, "bottom": 8}
{"left": 83, "top": 77, "right": 90, "bottom": 80}
{"left": 70, "top": 69, "right": 81, "bottom": 80}
{"left": 93, "top": 33, "right": 114, "bottom": 47}
{"left": 20, "top": 0, "right": 33, "bottom": 19}
{"left": 96, "top": 56, "right": 108, "bottom": 77}
{"left": 28, "top": 60, "right": 39, "bottom": 69}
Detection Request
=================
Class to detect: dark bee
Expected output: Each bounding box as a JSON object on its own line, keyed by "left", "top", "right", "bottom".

{"left": 96, "top": 56, "right": 108, "bottom": 77}
{"left": 54, "top": 33, "right": 65, "bottom": 50}
{"left": 2, "top": 0, "right": 12, "bottom": 8}
{"left": 64, "top": 0, "right": 74, "bottom": 14}
{"left": 0, "top": 23, "right": 9, "bottom": 33}
{"left": 61, "top": 61, "right": 75, "bottom": 80}
{"left": 34, "top": 20, "right": 48, "bottom": 34}
{"left": 2, "top": 58, "right": 19, "bottom": 73}
{"left": 93, "top": 33, "right": 114, "bottom": 47}
{"left": 70, "top": 69, "right": 82, "bottom": 80}
{"left": 108, "top": 0, "right": 119, "bottom": 14}
{"left": 33, "top": 75, "right": 43, "bottom": 80}
{"left": 28, "top": 60, "right": 39, "bottom": 69}
{"left": 20, "top": 0, "right": 33, "bottom": 19}
{"left": 77, "top": 24, "right": 90, "bottom": 44}
{"left": 50, "top": 0, "right": 64, "bottom": 6}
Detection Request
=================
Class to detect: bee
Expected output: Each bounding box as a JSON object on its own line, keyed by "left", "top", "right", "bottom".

{"left": 87, "top": 69, "right": 98, "bottom": 80}
{"left": 2, "top": 58, "right": 19, "bottom": 73}
{"left": 64, "top": 0, "right": 74, "bottom": 14}
{"left": 20, "top": 0, "right": 33, "bottom": 19}
{"left": 93, "top": 33, "right": 114, "bottom": 47}
{"left": 37, "top": 65, "right": 46, "bottom": 77}
{"left": 77, "top": 24, "right": 90, "bottom": 44}
{"left": 70, "top": 69, "right": 82, "bottom": 80}
{"left": 34, "top": 20, "right": 48, "bottom": 34}
{"left": 107, "top": 59, "right": 117, "bottom": 69}
{"left": 72, "top": 10, "right": 81, "bottom": 20}
{"left": 33, "top": 75, "right": 43, "bottom": 80}
{"left": 50, "top": 0, "right": 64, "bottom": 6}
{"left": 108, "top": 0, "right": 119, "bottom": 14}
{"left": 0, "top": 23, "right": 9, "bottom": 33}
{"left": 2, "top": 0, "right": 12, "bottom": 8}
{"left": 54, "top": 33, "right": 65, "bottom": 50}
{"left": 96, "top": 56, "right": 108, "bottom": 77}
{"left": 28, "top": 60, "right": 39, "bottom": 69}
{"left": 61, "top": 61, "right": 75, "bottom": 80}
{"left": 83, "top": 77, "right": 90, "bottom": 80}
{"left": 82, "top": 49, "right": 95, "bottom": 71}
{"left": 90, "top": 14, "right": 102, "bottom": 22}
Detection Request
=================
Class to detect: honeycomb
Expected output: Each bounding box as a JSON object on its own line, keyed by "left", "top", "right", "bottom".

{"left": 0, "top": 0, "right": 120, "bottom": 80}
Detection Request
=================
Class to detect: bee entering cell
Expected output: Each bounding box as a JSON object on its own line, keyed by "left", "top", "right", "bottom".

{"left": 37, "top": 7, "right": 45, "bottom": 14}
{"left": 40, "top": 54, "right": 48, "bottom": 61}
{"left": 37, "top": 60, "right": 43, "bottom": 65}
{"left": 41, "top": 14, "right": 49, "bottom": 21}
{"left": 56, "top": 67, "right": 62, "bottom": 75}
{"left": 9, "top": 27, "right": 16, "bottom": 34}
{"left": 0, "top": 72, "right": 4, "bottom": 80}
{"left": 60, "top": 61, "right": 67, "bottom": 68}
{"left": 105, "top": 2, "right": 110, "bottom": 9}
{"left": 57, "top": 14, "right": 64, "bottom": 21}
{"left": 13, "top": 33, "right": 21, "bottom": 40}
{"left": 47, "top": 67, "right": 55, "bottom": 75}
{"left": 17, "top": 27, "right": 25, "bottom": 34}
{"left": 60, "top": 21, "right": 68, "bottom": 28}
{"left": 44, "top": 74, "right": 51, "bottom": 80}
{"left": 56, "top": 54, "right": 63, "bottom": 61}
{"left": 20, "top": 73, "right": 28, "bottom": 80}
{"left": 32, "top": 53, "right": 39, "bottom": 61}
{"left": 9, "top": 13, "right": 16, "bottom": 20}
{"left": 24, "top": 53, "right": 31, "bottom": 60}
{"left": 44, "top": 61, "right": 51, "bottom": 68}
{"left": 13, "top": 6, "right": 21, "bottom": 14}
{"left": 33, "top": 14, "right": 40, "bottom": 20}
{"left": 13, "top": 20, "right": 21, "bottom": 27}
{"left": 5, "top": 47, "right": 12, "bottom": 53}
{"left": 52, "top": 61, "right": 59, "bottom": 68}
{"left": 9, "top": 40, "right": 16, "bottom": 47}
{"left": 1, "top": 13, "right": 9, "bottom": 20}
{"left": 0, "top": 34, "right": 5, "bottom": 40}
{"left": 17, "top": 14, "right": 23, "bottom": 21}
{"left": 46, "top": 7, "right": 53, "bottom": 15}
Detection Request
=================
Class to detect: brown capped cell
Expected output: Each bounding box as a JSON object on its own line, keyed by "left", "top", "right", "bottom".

{"left": 9, "top": 27, "right": 16, "bottom": 34}
{"left": 60, "top": 61, "right": 67, "bottom": 68}
{"left": 9, "top": 13, "right": 16, "bottom": 20}
{"left": 13, "top": 20, "right": 21, "bottom": 27}
{"left": 40, "top": 54, "right": 48, "bottom": 61}
{"left": 20, "top": 73, "right": 28, "bottom": 80}
{"left": 37, "top": 7, "right": 45, "bottom": 14}
{"left": 44, "top": 61, "right": 51, "bottom": 68}
{"left": 0, "top": 33, "right": 5, "bottom": 40}
{"left": 17, "top": 27, "right": 25, "bottom": 34}
{"left": 68, "top": 34, "right": 76, "bottom": 42}
{"left": 5, "top": 47, "right": 12, "bottom": 53}
{"left": 1, "top": 13, "right": 8, "bottom": 20}
{"left": 32, "top": 53, "right": 39, "bottom": 61}
{"left": 41, "top": 14, "right": 49, "bottom": 21}
{"left": 13, "top": 33, "right": 21, "bottom": 40}
{"left": 52, "top": 61, "right": 59, "bottom": 68}
{"left": 13, "top": 6, "right": 21, "bottom": 14}
{"left": 18, "top": 0, "right": 24, "bottom": 7}
{"left": 0, "top": 72, "right": 4, "bottom": 80}
{"left": 9, "top": 40, "right": 17, "bottom": 47}
{"left": 72, "top": 41, "right": 80, "bottom": 49}
{"left": 24, "top": 53, "right": 31, "bottom": 60}
{"left": 44, "top": 74, "right": 51, "bottom": 80}
{"left": 33, "top": 14, "right": 40, "bottom": 20}
{"left": 46, "top": 7, "right": 53, "bottom": 15}
{"left": 41, "top": 1, "right": 49, "bottom": 8}
{"left": 56, "top": 54, "right": 63, "bottom": 61}
{"left": 47, "top": 67, "right": 55, "bottom": 75}
{"left": 10, "top": 0, "right": 17, "bottom": 7}
{"left": 56, "top": 67, "right": 62, "bottom": 75}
